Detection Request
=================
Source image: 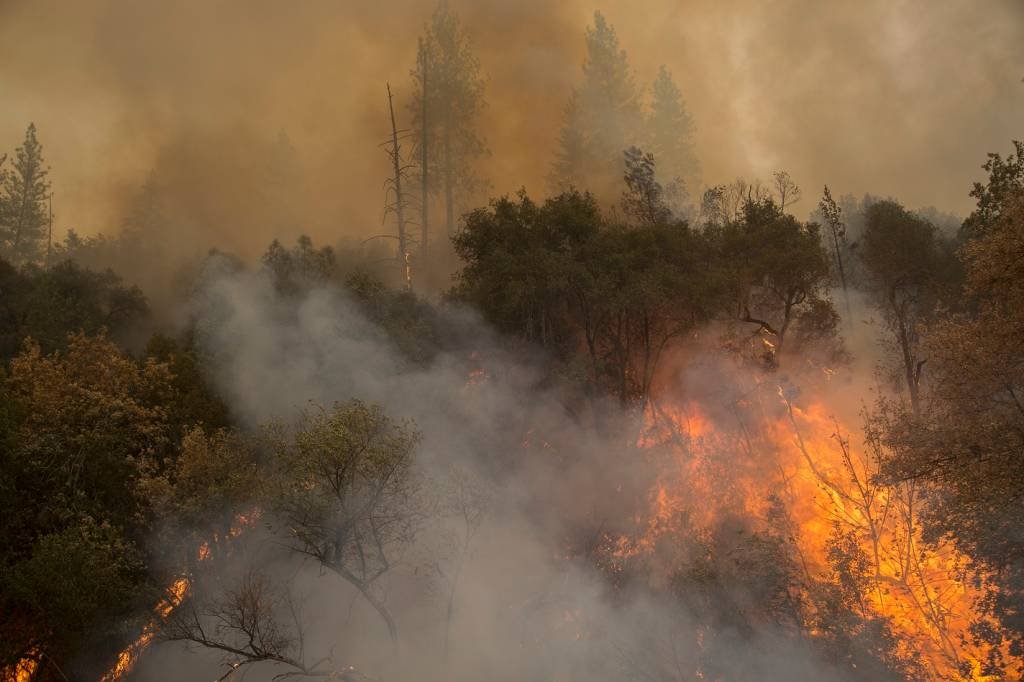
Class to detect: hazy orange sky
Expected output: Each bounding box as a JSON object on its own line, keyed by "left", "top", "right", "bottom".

{"left": 0, "top": 0, "right": 1021, "bottom": 250}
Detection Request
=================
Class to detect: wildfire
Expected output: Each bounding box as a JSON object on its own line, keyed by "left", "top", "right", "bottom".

{"left": 99, "top": 579, "right": 189, "bottom": 682}
{"left": 100, "top": 510, "right": 260, "bottom": 681}
{"left": 2, "top": 656, "right": 38, "bottom": 682}
{"left": 605, "top": 385, "right": 1008, "bottom": 680}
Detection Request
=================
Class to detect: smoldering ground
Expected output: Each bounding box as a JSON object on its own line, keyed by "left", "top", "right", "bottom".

{"left": 122, "top": 258, "right": 888, "bottom": 681}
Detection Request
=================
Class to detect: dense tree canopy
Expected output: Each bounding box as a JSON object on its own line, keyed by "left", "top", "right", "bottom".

{"left": 874, "top": 191, "right": 1024, "bottom": 674}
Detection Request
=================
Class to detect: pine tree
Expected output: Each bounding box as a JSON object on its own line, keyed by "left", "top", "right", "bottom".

{"left": 409, "top": 1, "right": 488, "bottom": 243}
{"left": 646, "top": 66, "right": 699, "bottom": 202}
{"left": 1, "top": 124, "right": 50, "bottom": 263}
{"left": 550, "top": 11, "right": 642, "bottom": 201}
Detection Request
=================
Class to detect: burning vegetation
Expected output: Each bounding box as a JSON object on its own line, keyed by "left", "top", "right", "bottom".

{"left": 1, "top": 2, "right": 1023, "bottom": 681}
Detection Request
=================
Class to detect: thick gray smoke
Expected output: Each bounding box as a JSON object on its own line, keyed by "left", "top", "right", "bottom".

{"left": 129, "top": 260, "right": 863, "bottom": 681}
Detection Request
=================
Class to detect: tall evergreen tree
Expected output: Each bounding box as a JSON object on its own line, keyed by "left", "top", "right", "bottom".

{"left": 646, "top": 65, "right": 699, "bottom": 202}
{"left": 550, "top": 11, "right": 642, "bottom": 202}
{"left": 1, "top": 124, "right": 50, "bottom": 264}
{"left": 409, "top": 1, "right": 488, "bottom": 243}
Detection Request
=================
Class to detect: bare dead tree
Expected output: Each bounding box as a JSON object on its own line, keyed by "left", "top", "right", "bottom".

{"left": 724, "top": 177, "right": 769, "bottom": 220}
{"left": 384, "top": 83, "right": 415, "bottom": 290}
{"left": 163, "top": 569, "right": 375, "bottom": 681}
{"left": 416, "top": 39, "right": 430, "bottom": 261}
{"left": 772, "top": 170, "right": 802, "bottom": 214}
{"left": 46, "top": 192, "right": 52, "bottom": 265}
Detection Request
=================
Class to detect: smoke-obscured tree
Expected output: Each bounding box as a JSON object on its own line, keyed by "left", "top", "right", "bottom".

{"left": 873, "top": 189, "right": 1024, "bottom": 675}
{"left": 858, "top": 201, "right": 959, "bottom": 413}
{"left": 818, "top": 185, "right": 849, "bottom": 298}
{"left": 139, "top": 426, "right": 257, "bottom": 568}
{"left": 261, "top": 235, "right": 336, "bottom": 295}
{"left": 413, "top": 39, "right": 431, "bottom": 260}
{"left": 163, "top": 567, "right": 368, "bottom": 681}
{"left": 0, "top": 124, "right": 50, "bottom": 264}
{"left": 428, "top": 465, "right": 490, "bottom": 662}
{"left": 550, "top": 11, "right": 642, "bottom": 202}
{"left": 344, "top": 272, "right": 446, "bottom": 365}
{"left": 645, "top": 65, "right": 699, "bottom": 214}
{"left": 621, "top": 146, "right": 672, "bottom": 225}
{"left": 409, "top": 1, "right": 488, "bottom": 243}
{"left": 262, "top": 400, "right": 422, "bottom": 645}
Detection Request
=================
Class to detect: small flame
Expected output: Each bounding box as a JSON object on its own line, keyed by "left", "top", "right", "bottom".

{"left": 101, "top": 510, "right": 259, "bottom": 681}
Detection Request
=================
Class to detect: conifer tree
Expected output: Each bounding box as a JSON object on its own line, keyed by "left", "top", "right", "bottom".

{"left": 550, "top": 12, "right": 642, "bottom": 201}
{"left": 409, "top": 2, "right": 488, "bottom": 242}
{"left": 1, "top": 124, "right": 50, "bottom": 263}
{"left": 646, "top": 65, "right": 699, "bottom": 199}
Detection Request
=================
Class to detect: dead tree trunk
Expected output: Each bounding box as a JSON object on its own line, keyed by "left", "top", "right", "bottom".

{"left": 386, "top": 83, "right": 411, "bottom": 290}
{"left": 418, "top": 41, "right": 430, "bottom": 262}
{"left": 444, "top": 113, "right": 454, "bottom": 237}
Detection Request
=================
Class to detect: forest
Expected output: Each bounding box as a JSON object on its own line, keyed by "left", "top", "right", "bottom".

{"left": 1, "top": 2, "right": 1023, "bottom": 681}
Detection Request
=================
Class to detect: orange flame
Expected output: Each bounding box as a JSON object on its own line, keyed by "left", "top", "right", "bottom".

{"left": 606, "top": 388, "right": 1008, "bottom": 680}
{"left": 101, "top": 510, "right": 259, "bottom": 681}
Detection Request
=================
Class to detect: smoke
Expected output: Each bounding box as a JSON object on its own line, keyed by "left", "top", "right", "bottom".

{"left": 120, "top": 258, "right": 879, "bottom": 681}
{"left": 0, "top": 0, "right": 1020, "bottom": 255}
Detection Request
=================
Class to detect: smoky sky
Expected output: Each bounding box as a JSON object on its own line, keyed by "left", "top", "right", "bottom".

{"left": 1, "top": 0, "right": 1021, "bottom": 246}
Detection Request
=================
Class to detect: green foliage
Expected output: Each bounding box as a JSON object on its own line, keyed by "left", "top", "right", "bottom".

{"left": 5, "top": 332, "right": 174, "bottom": 532}
{"left": 453, "top": 189, "right": 726, "bottom": 405}
{"left": 873, "top": 190, "right": 1024, "bottom": 670}
{"left": 963, "top": 139, "right": 1024, "bottom": 239}
{"left": 0, "top": 518, "right": 147, "bottom": 672}
{"left": 145, "top": 332, "right": 231, "bottom": 434}
{"left": 262, "top": 399, "right": 422, "bottom": 641}
{"left": 344, "top": 272, "right": 445, "bottom": 365}
{"left": 0, "top": 257, "right": 149, "bottom": 363}
{"left": 621, "top": 146, "right": 672, "bottom": 225}
{"left": 859, "top": 200, "right": 960, "bottom": 408}
{"left": 0, "top": 316, "right": 267, "bottom": 678}
{"left": 709, "top": 197, "right": 837, "bottom": 366}
{"left": 140, "top": 426, "right": 257, "bottom": 566}
{"left": 263, "top": 400, "right": 421, "bottom": 580}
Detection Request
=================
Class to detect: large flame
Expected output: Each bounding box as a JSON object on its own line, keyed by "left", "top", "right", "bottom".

{"left": 606, "top": 386, "right": 1007, "bottom": 680}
